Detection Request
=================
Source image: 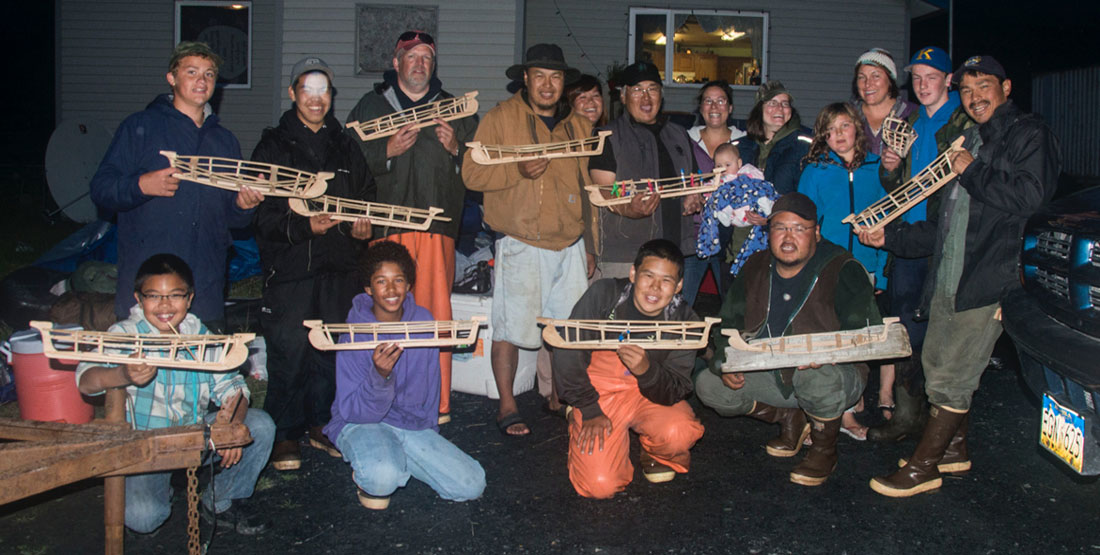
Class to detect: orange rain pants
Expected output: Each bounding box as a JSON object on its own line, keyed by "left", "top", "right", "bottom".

{"left": 377, "top": 232, "right": 456, "bottom": 415}
{"left": 568, "top": 351, "right": 704, "bottom": 499}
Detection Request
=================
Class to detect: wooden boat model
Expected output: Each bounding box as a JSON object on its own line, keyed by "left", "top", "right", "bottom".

{"left": 346, "top": 91, "right": 479, "bottom": 142}
{"left": 841, "top": 136, "right": 966, "bottom": 233}
{"left": 466, "top": 131, "right": 612, "bottom": 165}
{"left": 303, "top": 316, "right": 486, "bottom": 350}
{"left": 720, "top": 317, "right": 911, "bottom": 373}
{"left": 536, "top": 317, "right": 720, "bottom": 350}
{"left": 30, "top": 321, "right": 255, "bottom": 372}
{"left": 585, "top": 166, "right": 726, "bottom": 207}
{"left": 160, "top": 150, "right": 330, "bottom": 198}
{"left": 288, "top": 196, "right": 450, "bottom": 231}
{"left": 881, "top": 116, "right": 918, "bottom": 157}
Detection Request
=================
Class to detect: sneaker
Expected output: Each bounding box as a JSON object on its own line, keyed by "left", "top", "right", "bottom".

{"left": 639, "top": 451, "right": 676, "bottom": 483}
{"left": 271, "top": 439, "right": 301, "bottom": 471}
{"left": 307, "top": 427, "right": 341, "bottom": 458}
{"left": 356, "top": 487, "right": 391, "bottom": 510}
{"left": 201, "top": 500, "right": 270, "bottom": 535}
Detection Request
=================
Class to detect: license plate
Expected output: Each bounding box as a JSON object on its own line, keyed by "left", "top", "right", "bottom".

{"left": 1040, "top": 392, "right": 1086, "bottom": 473}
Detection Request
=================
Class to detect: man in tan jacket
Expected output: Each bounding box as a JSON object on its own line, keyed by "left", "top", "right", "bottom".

{"left": 463, "top": 44, "right": 592, "bottom": 436}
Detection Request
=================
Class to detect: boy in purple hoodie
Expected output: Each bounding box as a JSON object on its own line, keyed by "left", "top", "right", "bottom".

{"left": 324, "top": 241, "right": 485, "bottom": 510}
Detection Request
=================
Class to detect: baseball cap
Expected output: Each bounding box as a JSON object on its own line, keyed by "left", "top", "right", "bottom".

{"left": 951, "top": 55, "right": 1006, "bottom": 84}
{"left": 290, "top": 56, "right": 334, "bottom": 87}
{"left": 395, "top": 30, "right": 436, "bottom": 57}
{"left": 905, "top": 46, "right": 951, "bottom": 74}
{"left": 769, "top": 192, "right": 817, "bottom": 224}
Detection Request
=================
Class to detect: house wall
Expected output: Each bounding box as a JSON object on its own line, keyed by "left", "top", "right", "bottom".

{"left": 278, "top": 0, "right": 520, "bottom": 128}
{"left": 524, "top": 1, "right": 910, "bottom": 124}
{"left": 56, "top": 0, "right": 278, "bottom": 155}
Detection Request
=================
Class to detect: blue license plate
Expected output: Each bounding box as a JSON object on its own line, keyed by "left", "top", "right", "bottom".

{"left": 1040, "top": 392, "right": 1086, "bottom": 473}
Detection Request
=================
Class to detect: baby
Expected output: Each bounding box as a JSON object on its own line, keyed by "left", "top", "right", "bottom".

{"left": 712, "top": 143, "right": 773, "bottom": 227}
{"left": 697, "top": 143, "right": 779, "bottom": 275}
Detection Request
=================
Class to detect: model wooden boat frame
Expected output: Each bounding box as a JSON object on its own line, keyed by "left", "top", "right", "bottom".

{"left": 881, "top": 116, "right": 918, "bottom": 157}
{"left": 0, "top": 390, "right": 252, "bottom": 554}
{"left": 536, "top": 317, "right": 720, "bottom": 350}
{"left": 30, "top": 321, "right": 255, "bottom": 372}
{"left": 160, "top": 150, "right": 330, "bottom": 198}
{"left": 466, "top": 130, "right": 612, "bottom": 165}
{"left": 288, "top": 196, "right": 451, "bottom": 231}
{"left": 585, "top": 166, "right": 726, "bottom": 207}
{"left": 304, "top": 316, "right": 486, "bottom": 350}
{"left": 720, "top": 317, "right": 912, "bottom": 373}
{"left": 346, "top": 91, "right": 479, "bottom": 142}
{"left": 842, "top": 136, "right": 966, "bottom": 233}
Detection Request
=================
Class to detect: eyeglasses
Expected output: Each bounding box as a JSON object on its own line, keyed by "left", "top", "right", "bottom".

{"left": 397, "top": 31, "right": 434, "bottom": 45}
{"left": 764, "top": 99, "right": 791, "bottom": 110}
{"left": 769, "top": 224, "right": 814, "bottom": 234}
{"left": 702, "top": 98, "right": 729, "bottom": 107}
{"left": 140, "top": 292, "right": 191, "bottom": 303}
{"left": 628, "top": 85, "right": 662, "bottom": 97}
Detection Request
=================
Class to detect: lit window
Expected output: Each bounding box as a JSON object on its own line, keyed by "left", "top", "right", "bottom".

{"left": 629, "top": 8, "right": 768, "bottom": 88}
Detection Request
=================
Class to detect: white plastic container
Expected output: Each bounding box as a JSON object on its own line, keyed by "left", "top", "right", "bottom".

{"left": 450, "top": 293, "right": 537, "bottom": 399}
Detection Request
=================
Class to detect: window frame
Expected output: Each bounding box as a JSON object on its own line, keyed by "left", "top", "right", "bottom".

{"left": 627, "top": 7, "right": 769, "bottom": 91}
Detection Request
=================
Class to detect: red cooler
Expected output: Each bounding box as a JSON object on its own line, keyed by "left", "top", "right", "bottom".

{"left": 2, "top": 327, "right": 94, "bottom": 424}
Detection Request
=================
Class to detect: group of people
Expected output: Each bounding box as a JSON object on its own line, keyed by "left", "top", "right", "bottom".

{"left": 80, "top": 29, "right": 1060, "bottom": 537}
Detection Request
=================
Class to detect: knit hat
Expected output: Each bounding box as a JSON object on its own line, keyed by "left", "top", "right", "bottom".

{"left": 856, "top": 48, "right": 898, "bottom": 82}
{"left": 755, "top": 80, "right": 794, "bottom": 106}
{"left": 394, "top": 30, "right": 436, "bottom": 57}
{"left": 951, "top": 55, "right": 1007, "bottom": 84}
{"left": 769, "top": 192, "right": 817, "bottom": 224}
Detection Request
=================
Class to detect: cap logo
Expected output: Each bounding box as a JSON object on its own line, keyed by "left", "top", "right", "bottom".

{"left": 965, "top": 56, "right": 982, "bottom": 67}
{"left": 916, "top": 48, "right": 934, "bottom": 61}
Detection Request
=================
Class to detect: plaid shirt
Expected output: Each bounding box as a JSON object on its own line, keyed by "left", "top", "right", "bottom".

{"left": 75, "top": 304, "right": 248, "bottom": 430}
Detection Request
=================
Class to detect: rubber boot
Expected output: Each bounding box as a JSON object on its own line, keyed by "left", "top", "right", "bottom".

{"left": 899, "top": 413, "right": 970, "bottom": 473}
{"left": 745, "top": 402, "right": 810, "bottom": 458}
{"left": 870, "top": 405, "right": 967, "bottom": 497}
{"left": 867, "top": 383, "right": 927, "bottom": 442}
{"left": 789, "top": 416, "right": 841, "bottom": 486}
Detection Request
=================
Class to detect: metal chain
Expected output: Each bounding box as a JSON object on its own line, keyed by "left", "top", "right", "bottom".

{"left": 186, "top": 465, "right": 201, "bottom": 555}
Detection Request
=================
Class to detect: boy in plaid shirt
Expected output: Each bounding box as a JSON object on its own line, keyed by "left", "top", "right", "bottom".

{"left": 76, "top": 253, "right": 274, "bottom": 535}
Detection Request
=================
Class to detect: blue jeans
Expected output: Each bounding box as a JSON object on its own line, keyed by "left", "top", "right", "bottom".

{"left": 681, "top": 253, "right": 722, "bottom": 307}
{"left": 124, "top": 408, "right": 275, "bottom": 533}
{"left": 336, "top": 422, "right": 485, "bottom": 502}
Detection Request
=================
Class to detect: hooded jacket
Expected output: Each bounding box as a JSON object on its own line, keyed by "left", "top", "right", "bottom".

{"left": 732, "top": 118, "right": 813, "bottom": 195}
{"left": 884, "top": 100, "right": 1061, "bottom": 315}
{"left": 324, "top": 292, "right": 441, "bottom": 443}
{"left": 462, "top": 91, "right": 592, "bottom": 251}
{"left": 90, "top": 94, "right": 252, "bottom": 323}
{"left": 345, "top": 71, "right": 476, "bottom": 238}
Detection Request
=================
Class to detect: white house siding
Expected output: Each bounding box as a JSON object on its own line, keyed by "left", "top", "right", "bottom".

{"left": 57, "top": 0, "right": 279, "bottom": 156}
{"left": 523, "top": 0, "right": 909, "bottom": 123}
{"left": 279, "top": 0, "right": 520, "bottom": 126}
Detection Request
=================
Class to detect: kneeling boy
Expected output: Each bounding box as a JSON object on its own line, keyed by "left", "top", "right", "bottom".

{"left": 76, "top": 253, "right": 274, "bottom": 535}
{"left": 324, "top": 241, "right": 485, "bottom": 510}
{"left": 553, "top": 239, "right": 705, "bottom": 498}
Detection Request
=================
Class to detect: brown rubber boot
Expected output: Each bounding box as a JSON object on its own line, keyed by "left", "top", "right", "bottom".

{"left": 870, "top": 405, "right": 967, "bottom": 497}
{"left": 745, "top": 402, "right": 810, "bottom": 458}
{"left": 899, "top": 413, "right": 970, "bottom": 473}
{"left": 789, "top": 416, "right": 841, "bottom": 486}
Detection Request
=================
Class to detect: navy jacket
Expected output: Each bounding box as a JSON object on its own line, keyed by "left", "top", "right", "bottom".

{"left": 90, "top": 94, "right": 253, "bottom": 322}
{"left": 733, "top": 125, "right": 813, "bottom": 195}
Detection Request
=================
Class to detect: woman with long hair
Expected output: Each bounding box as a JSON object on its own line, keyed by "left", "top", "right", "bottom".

{"left": 734, "top": 81, "right": 813, "bottom": 196}
{"left": 850, "top": 48, "right": 917, "bottom": 155}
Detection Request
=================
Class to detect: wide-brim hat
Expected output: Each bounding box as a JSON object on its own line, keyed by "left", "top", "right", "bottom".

{"left": 506, "top": 43, "right": 580, "bottom": 83}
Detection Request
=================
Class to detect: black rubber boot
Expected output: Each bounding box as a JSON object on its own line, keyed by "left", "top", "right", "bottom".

{"left": 867, "top": 382, "right": 927, "bottom": 442}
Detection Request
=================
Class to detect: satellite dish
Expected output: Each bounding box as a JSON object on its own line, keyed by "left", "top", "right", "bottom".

{"left": 45, "top": 120, "right": 112, "bottom": 223}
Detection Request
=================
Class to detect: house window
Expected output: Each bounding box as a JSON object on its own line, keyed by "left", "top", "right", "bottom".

{"left": 629, "top": 8, "right": 767, "bottom": 89}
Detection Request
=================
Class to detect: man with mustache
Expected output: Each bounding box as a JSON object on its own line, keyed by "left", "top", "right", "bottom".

{"left": 859, "top": 56, "right": 1061, "bottom": 497}
{"left": 589, "top": 62, "right": 699, "bottom": 280}
{"left": 251, "top": 57, "right": 375, "bottom": 471}
{"left": 346, "top": 31, "right": 476, "bottom": 425}
{"left": 463, "top": 44, "right": 592, "bottom": 436}
{"left": 695, "top": 192, "right": 881, "bottom": 486}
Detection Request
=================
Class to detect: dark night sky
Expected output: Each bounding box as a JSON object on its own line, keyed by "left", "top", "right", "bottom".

{"left": 4, "top": 1, "right": 1097, "bottom": 185}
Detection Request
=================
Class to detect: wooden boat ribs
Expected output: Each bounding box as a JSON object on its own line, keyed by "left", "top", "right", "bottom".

{"left": 842, "top": 136, "right": 966, "bottom": 233}
{"left": 160, "top": 150, "right": 330, "bottom": 198}
{"left": 304, "top": 316, "right": 486, "bottom": 350}
{"left": 585, "top": 166, "right": 726, "bottom": 207}
{"left": 288, "top": 196, "right": 451, "bottom": 231}
{"left": 466, "top": 131, "right": 612, "bottom": 165}
{"left": 881, "top": 116, "right": 918, "bottom": 157}
{"left": 536, "top": 317, "right": 720, "bottom": 350}
{"left": 30, "top": 321, "right": 255, "bottom": 372}
{"left": 720, "top": 317, "right": 912, "bottom": 373}
{"left": 346, "top": 91, "right": 479, "bottom": 142}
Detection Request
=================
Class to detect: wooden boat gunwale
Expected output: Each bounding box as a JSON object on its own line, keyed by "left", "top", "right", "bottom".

{"left": 536, "top": 317, "right": 721, "bottom": 350}
{"left": 345, "top": 91, "right": 479, "bottom": 142}
{"left": 303, "top": 316, "right": 487, "bottom": 350}
{"left": 160, "top": 150, "right": 331, "bottom": 198}
{"left": 287, "top": 196, "right": 451, "bottom": 231}
{"left": 466, "top": 130, "right": 613, "bottom": 165}
{"left": 585, "top": 166, "right": 726, "bottom": 207}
